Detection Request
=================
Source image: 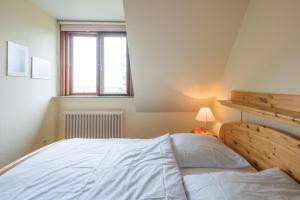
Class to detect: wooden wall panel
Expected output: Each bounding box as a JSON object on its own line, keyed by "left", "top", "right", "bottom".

{"left": 219, "top": 91, "right": 300, "bottom": 127}
{"left": 231, "top": 91, "right": 300, "bottom": 118}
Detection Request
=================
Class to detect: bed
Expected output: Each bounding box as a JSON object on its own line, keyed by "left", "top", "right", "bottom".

{"left": 0, "top": 122, "right": 300, "bottom": 200}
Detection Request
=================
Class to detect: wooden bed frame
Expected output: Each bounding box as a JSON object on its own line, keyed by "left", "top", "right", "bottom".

{"left": 220, "top": 122, "right": 300, "bottom": 183}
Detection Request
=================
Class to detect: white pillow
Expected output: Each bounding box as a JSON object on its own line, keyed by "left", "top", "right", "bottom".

{"left": 183, "top": 168, "right": 300, "bottom": 200}
{"left": 171, "top": 133, "right": 249, "bottom": 168}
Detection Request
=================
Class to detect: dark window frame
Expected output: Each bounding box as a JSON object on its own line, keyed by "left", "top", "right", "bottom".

{"left": 66, "top": 31, "right": 133, "bottom": 97}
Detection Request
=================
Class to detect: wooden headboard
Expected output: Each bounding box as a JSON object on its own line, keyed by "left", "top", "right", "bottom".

{"left": 220, "top": 122, "right": 300, "bottom": 183}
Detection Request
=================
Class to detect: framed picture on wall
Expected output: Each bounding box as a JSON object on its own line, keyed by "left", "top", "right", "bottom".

{"left": 7, "top": 41, "right": 29, "bottom": 77}
{"left": 32, "top": 56, "right": 51, "bottom": 79}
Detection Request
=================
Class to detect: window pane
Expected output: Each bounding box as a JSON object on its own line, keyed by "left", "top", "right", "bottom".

{"left": 103, "top": 36, "right": 127, "bottom": 94}
{"left": 72, "top": 36, "right": 97, "bottom": 93}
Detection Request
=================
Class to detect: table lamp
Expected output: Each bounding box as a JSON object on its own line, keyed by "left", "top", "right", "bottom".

{"left": 195, "top": 107, "right": 215, "bottom": 133}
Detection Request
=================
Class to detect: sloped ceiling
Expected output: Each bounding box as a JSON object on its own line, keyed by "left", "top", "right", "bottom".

{"left": 30, "top": 0, "right": 124, "bottom": 21}
{"left": 124, "top": 0, "right": 249, "bottom": 111}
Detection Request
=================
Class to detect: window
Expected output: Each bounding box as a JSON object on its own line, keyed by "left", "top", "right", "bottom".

{"left": 60, "top": 31, "right": 133, "bottom": 96}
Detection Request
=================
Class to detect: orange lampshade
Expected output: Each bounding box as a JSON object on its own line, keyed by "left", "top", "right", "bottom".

{"left": 196, "top": 107, "right": 215, "bottom": 122}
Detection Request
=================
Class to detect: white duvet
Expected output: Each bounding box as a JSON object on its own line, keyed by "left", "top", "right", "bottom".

{"left": 0, "top": 135, "right": 187, "bottom": 200}
{"left": 183, "top": 168, "right": 300, "bottom": 200}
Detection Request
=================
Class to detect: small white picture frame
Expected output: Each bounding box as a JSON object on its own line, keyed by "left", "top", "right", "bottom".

{"left": 32, "top": 56, "right": 51, "bottom": 79}
{"left": 7, "top": 41, "right": 29, "bottom": 77}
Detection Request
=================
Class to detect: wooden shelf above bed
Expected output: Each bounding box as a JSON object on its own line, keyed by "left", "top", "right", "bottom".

{"left": 219, "top": 91, "right": 300, "bottom": 127}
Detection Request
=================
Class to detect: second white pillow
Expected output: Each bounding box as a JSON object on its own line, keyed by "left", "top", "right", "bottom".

{"left": 171, "top": 133, "right": 249, "bottom": 168}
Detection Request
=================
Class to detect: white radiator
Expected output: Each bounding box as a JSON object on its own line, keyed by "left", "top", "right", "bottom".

{"left": 64, "top": 111, "right": 123, "bottom": 139}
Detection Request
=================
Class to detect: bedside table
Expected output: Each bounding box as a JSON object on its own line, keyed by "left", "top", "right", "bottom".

{"left": 191, "top": 128, "right": 218, "bottom": 138}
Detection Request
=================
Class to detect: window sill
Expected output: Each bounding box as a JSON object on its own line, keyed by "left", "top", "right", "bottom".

{"left": 54, "top": 95, "right": 134, "bottom": 99}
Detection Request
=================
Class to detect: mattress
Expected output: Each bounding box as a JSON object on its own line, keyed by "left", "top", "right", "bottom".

{"left": 180, "top": 165, "right": 257, "bottom": 176}
{"left": 0, "top": 135, "right": 187, "bottom": 200}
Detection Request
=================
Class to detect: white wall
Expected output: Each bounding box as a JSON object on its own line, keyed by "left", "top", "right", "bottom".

{"left": 0, "top": 0, "right": 58, "bottom": 167}
{"left": 214, "top": 0, "right": 300, "bottom": 137}
{"left": 124, "top": 0, "right": 249, "bottom": 112}
{"left": 55, "top": 0, "right": 249, "bottom": 142}
{"left": 55, "top": 97, "right": 199, "bottom": 139}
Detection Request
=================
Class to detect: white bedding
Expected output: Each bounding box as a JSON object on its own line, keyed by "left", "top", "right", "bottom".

{"left": 171, "top": 133, "right": 249, "bottom": 168}
{"left": 0, "top": 135, "right": 187, "bottom": 200}
{"left": 180, "top": 165, "right": 257, "bottom": 176}
{"left": 183, "top": 168, "right": 300, "bottom": 200}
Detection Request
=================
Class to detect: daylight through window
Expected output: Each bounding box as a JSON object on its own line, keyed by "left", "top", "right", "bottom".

{"left": 60, "top": 31, "right": 133, "bottom": 96}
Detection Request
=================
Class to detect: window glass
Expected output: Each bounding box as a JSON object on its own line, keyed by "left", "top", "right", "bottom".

{"left": 72, "top": 35, "right": 97, "bottom": 93}
{"left": 103, "top": 36, "right": 127, "bottom": 94}
{"left": 66, "top": 32, "right": 132, "bottom": 96}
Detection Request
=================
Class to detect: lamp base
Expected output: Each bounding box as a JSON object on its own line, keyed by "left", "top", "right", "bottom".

{"left": 192, "top": 127, "right": 208, "bottom": 134}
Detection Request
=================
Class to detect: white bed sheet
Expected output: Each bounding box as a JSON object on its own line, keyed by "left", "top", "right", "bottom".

{"left": 0, "top": 135, "right": 187, "bottom": 200}
{"left": 180, "top": 165, "right": 257, "bottom": 176}
{"left": 183, "top": 168, "right": 300, "bottom": 200}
